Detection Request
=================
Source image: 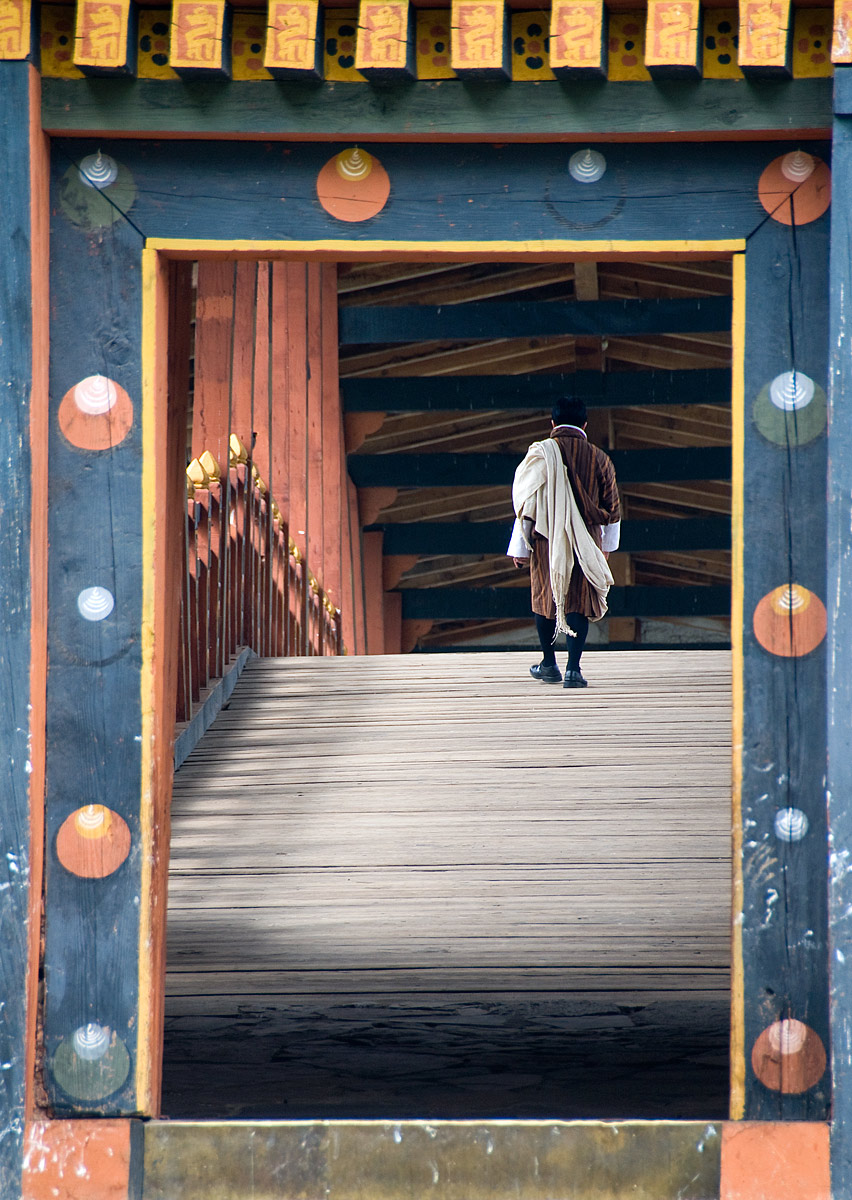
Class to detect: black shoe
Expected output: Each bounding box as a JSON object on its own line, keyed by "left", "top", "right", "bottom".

{"left": 530, "top": 661, "right": 562, "bottom": 684}
{"left": 563, "top": 669, "right": 588, "bottom": 689}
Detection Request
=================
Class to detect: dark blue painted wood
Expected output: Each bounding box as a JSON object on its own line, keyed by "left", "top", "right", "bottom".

{"left": 50, "top": 137, "right": 830, "bottom": 247}
{"left": 373, "top": 517, "right": 731, "bottom": 555}
{"left": 399, "top": 585, "right": 730, "bottom": 619}
{"left": 341, "top": 369, "right": 732, "bottom": 412}
{"left": 739, "top": 218, "right": 830, "bottom": 1118}
{"left": 348, "top": 446, "right": 731, "bottom": 487}
{"left": 338, "top": 298, "right": 733, "bottom": 343}
{"left": 828, "top": 81, "right": 852, "bottom": 1192}
{"left": 43, "top": 158, "right": 146, "bottom": 1116}
{"left": 0, "top": 60, "right": 36, "bottom": 1200}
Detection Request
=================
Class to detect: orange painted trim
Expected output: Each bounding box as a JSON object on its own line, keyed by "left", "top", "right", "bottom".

{"left": 26, "top": 61, "right": 49, "bottom": 1118}
{"left": 720, "top": 1122, "right": 830, "bottom": 1200}
{"left": 729, "top": 252, "right": 746, "bottom": 1120}
{"left": 22, "top": 1120, "right": 134, "bottom": 1200}
{"left": 138, "top": 248, "right": 173, "bottom": 1114}
{"left": 320, "top": 263, "right": 343, "bottom": 610}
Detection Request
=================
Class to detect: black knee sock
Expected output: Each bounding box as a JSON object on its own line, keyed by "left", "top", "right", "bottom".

{"left": 534, "top": 613, "right": 558, "bottom": 665}
{"left": 565, "top": 613, "right": 589, "bottom": 671}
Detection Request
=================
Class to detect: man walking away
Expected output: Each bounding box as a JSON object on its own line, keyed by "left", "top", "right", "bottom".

{"left": 507, "top": 397, "right": 621, "bottom": 688}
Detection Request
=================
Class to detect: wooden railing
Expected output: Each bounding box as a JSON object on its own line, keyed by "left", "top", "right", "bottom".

{"left": 176, "top": 433, "right": 344, "bottom": 726}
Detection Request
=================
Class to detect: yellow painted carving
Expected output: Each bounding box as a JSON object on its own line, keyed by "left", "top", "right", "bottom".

{"left": 833, "top": 0, "right": 852, "bottom": 62}
{"left": 645, "top": 0, "right": 699, "bottom": 66}
{"left": 607, "top": 10, "right": 650, "bottom": 80}
{"left": 137, "top": 8, "right": 177, "bottom": 78}
{"left": 738, "top": 0, "right": 789, "bottom": 67}
{"left": 451, "top": 0, "right": 505, "bottom": 71}
{"left": 357, "top": 0, "right": 409, "bottom": 70}
{"left": 40, "top": 4, "right": 83, "bottom": 76}
{"left": 549, "top": 0, "right": 603, "bottom": 72}
{"left": 170, "top": 0, "right": 226, "bottom": 69}
{"left": 511, "top": 11, "right": 554, "bottom": 80}
{"left": 792, "top": 7, "right": 831, "bottom": 76}
{"left": 264, "top": 0, "right": 318, "bottom": 73}
{"left": 0, "top": 0, "right": 31, "bottom": 59}
{"left": 75, "top": 0, "right": 130, "bottom": 68}
{"left": 415, "top": 8, "right": 454, "bottom": 78}
{"left": 233, "top": 10, "right": 272, "bottom": 78}
{"left": 324, "top": 9, "right": 366, "bottom": 80}
{"left": 702, "top": 7, "right": 742, "bottom": 78}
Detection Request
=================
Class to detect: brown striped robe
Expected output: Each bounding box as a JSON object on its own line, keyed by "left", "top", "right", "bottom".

{"left": 529, "top": 427, "right": 621, "bottom": 620}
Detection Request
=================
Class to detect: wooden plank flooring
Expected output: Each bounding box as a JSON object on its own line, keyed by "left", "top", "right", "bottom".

{"left": 163, "top": 650, "right": 732, "bottom": 1119}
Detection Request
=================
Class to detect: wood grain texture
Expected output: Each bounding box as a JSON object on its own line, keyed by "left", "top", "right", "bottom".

{"left": 40, "top": 77, "right": 832, "bottom": 139}
{"left": 0, "top": 59, "right": 40, "bottom": 1197}
{"left": 828, "top": 92, "right": 852, "bottom": 1194}
{"left": 737, "top": 214, "right": 829, "bottom": 1119}
{"left": 44, "top": 143, "right": 146, "bottom": 1117}
{"left": 164, "top": 650, "right": 730, "bottom": 1118}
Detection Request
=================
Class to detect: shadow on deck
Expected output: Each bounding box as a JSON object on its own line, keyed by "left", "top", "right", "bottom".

{"left": 163, "top": 650, "right": 731, "bottom": 1120}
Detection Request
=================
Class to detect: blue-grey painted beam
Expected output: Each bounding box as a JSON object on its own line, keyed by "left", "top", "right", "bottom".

{"left": 0, "top": 60, "right": 37, "bottom": 1200}
{"left": 399, "top": 585, "right": 730, "bottom": 620}
{"left": 372, "top": 518, "right": 731, "bottom": 556}
{"left": 828, "top": 75, "right": 852, "bottom": 1194}
{"left": 341, "top": 369, "right": 732, "bottom": 412}
{"left": 339, "top": 298, "right": 733, "bottom": 345}
{"left": 349, "top": 447, "right": 731, "bottom": 488}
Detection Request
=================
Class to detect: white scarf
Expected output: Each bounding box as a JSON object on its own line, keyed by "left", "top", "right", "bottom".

{"left": 512, "top": 438, "right": 613, "bottom": 631}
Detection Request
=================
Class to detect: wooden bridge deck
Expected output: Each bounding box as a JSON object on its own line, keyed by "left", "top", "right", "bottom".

{"left": 163, "top": 650, "right": 732, "bottom": 1120}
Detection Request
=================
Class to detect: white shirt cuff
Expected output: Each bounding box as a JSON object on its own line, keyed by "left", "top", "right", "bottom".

{"left": 601, "top": 520, "right": 621, "bottom": 553}
{"left": 507, "top": 518, "right": 531, "bottom": 558}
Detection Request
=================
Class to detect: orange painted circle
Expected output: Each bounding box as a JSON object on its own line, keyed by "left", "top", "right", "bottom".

{"left": 752, "top": 1019, "right": 826, "bottom": 1094}
{"left": 757, "top": 154, "right": 831, "bottom": 226}
{"left": 753, "top": 584, "right": 826, "bottom": 657}
{"left": 56, "top": 805, "right": 131, "bottom": 878}
{"left": 58, "top": 376, "right": 134, "bottom": 451}
{"left": 317, "top": 149, "right": 390, "bottom": 222}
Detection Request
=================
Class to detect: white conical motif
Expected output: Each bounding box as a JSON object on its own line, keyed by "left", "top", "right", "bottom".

{"left": 72, "top": 1023, "right": 111, "bottom": 1061}
{"left": 767, "top": 1018, "right": 808, "bottom": 1056}
{"left": 79, "top": 152, "right": 119, "bottom": 190}
{"left": 568, "top": 149, "right": 606, "bottom": 183}
{"left": 775, "top": 584, "right": 806, "bottom": 613}
{"left": 769, "top": 370, "right": 815, "bottom": 412}
{"left": 77, "top": 586, "right": 115, "bottom": 621}
{"left": 780, "top": 151, "right": 815, "bottom": 183}
{"left": 76, "top": 804, "right": 107, "bottom": 833}
{"left": 73, "top": 375, "right": 118, "bottom": 416}
{"left": 336, "top": 148, "right": 372, "bottom": 181}
{"left": 774, "top": 807, "right": 809, "bottom": 842}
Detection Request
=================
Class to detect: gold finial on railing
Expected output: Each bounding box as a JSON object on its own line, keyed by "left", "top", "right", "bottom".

{"left": 308, "top": 574, "right": 320, "bottom": 594}
{"left": 199, "top": 449, "right": 221, "bottom": 482}
{"left": 255, "top": 473, "right": 268, "bottom": 496}
{"left": 271, "top": 502, "right": 281, "bottom": 524}
{"left": 187, "top": 457, "right": 210, "bottom": 488}
{"left": 229, "top": 433, "right": 248, "bottom": 466}
{"left": 186, "top": 475, "right": 196, "bottom": 499}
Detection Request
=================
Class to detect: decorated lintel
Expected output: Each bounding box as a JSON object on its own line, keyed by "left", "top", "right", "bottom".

{"left": 264, "top": 0, "right": 321, "bottom": 79}
{"left": 356, "top": 0, "right": 414, "bottom": 78}
{"left": 833, "top": 0, "right": 852, "bottom": 63}
{"left": 0, "top": 0, "right": 33, "bottom": 60}
{"left": 74, "top": 0, "right": 137, "bottom": 74}
{"left": 738, "top": 0, "right": 791, "bottom": 75}
{"left": 549, "top": 0, "right": 606, "bottom": 77}
{"left": 450, "top": 0, "right": 508, "bottom": 78}
{"left": 644, "top": 0, "right": 701, "bottom": 77}
{"left": 170, "top": 0, "right": 231, "bottom": 75}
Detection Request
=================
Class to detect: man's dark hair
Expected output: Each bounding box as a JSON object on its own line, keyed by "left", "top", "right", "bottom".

{"left": 551, "top": 396, "right": 588, "bottom": 428}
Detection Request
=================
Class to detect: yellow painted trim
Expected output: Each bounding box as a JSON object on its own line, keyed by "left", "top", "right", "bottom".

{"left": 729, "top": 250, "right": 746, "bottom": 1120}
{"left": 137, "top": 246, "right": 159, "bottom": 1108}
{"left": 145, "top": 236, "right": 746, "bottom": 258}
